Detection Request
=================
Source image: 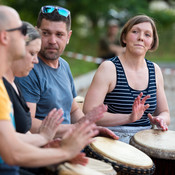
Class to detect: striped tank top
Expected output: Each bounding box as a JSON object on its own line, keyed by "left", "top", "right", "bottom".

{"left": 104, "top": 56, "right": 157, "bottom": 126}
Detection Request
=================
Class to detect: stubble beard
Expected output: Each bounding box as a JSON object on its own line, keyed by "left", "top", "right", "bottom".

{"left": 39, "top": 49, "right": 60, "bottom": 61}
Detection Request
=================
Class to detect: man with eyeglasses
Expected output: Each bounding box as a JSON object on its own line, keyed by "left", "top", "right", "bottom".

{"left": 17, "top": 5, "right": 118, "bottom": 140}
{"left": 0, "top": 5, "right": 103, "bottom": 175}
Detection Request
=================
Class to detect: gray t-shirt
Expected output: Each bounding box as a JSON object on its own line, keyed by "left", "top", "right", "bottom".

{"left": 16, "top": 57, "right": 77, "bottom": 124}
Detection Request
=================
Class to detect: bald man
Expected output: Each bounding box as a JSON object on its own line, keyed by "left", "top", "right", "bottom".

{"left": 0, "top": 5, "right": 104, "bottom": 175}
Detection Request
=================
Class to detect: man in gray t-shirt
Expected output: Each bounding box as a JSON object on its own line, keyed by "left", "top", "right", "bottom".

{"left": 17, "top": 57, "right": 76, "bottom": 124}
{"left": 16, "top": 5, "right": 118, "bottom": 139}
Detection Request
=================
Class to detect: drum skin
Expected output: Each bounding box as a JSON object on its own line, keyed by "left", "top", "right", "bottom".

{"left": 75, "top": 96, "right": 84, "bottom": 110}
{"left": 86, "top": 157, "right": 116, "bottom": 175}
{"left": 58, "top": 162, "right": 105, "bottom": 175}
{"left": 84, "top": 136, "right": 155, "bottom": 175}
{"left": 44, "top": 157, "right": 115, "bottom": 175}
{"left": 130, "top": 129, "right": 175, "bottom": 175}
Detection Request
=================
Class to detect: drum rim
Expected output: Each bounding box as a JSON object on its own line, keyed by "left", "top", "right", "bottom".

{"left": 84, "top": 145, "right": 155, "bottom": 175}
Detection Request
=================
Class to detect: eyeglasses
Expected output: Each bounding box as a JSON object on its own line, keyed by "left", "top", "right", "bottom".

{"left": 41, "top": 5, "right": 70, "bottom": 18}
{"left": 6, "top": 23, "right": 27, "bottom": 36}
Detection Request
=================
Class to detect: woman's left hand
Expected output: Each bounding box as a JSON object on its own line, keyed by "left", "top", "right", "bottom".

{"left": 148, "top": 113, "right": 168, "bottom": 131}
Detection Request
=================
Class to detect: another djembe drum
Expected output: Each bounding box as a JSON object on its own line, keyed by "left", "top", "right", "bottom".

{"left": 86, "top": 157, "right": 117, "bottom": 175}
{"left": 57, "top": 162, "right": 105, "bottom": 175}
{"left": 130, "top": 129, "right": 175, "bottom": 175}
{"left": 46, "top": 157, "right": 116, "bottom": 175}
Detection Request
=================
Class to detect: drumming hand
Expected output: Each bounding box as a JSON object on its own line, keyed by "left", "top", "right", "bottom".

{"left": 96, "top": 126, "right": 119, "bottom": 140}
{"left": 60, "top": 120, "right": 99, "bottom": 159}
{"left": 44, "top": 140, "right": 88, "bottom": 166}
{"left": 68, "top": 153, "right": 88, "bottom": 166}
{"left": 39, "top": 108, "right": 64, "bottom": 142}
{"left": 78, "top": 104, "right": 107, "bottom": 124}
{"left": 130, "top": 92, "right": 150, "bottom": 122}
{"left": 43, "top": 138, "right": 61, "bottom": 148}
{"left": 148, "top": 113, "right": 168, "bottom": 131}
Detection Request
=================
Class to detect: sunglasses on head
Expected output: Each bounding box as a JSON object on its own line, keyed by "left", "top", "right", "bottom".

{"left": 41, "top": 5, "right": 70, "bottom": 18}
{"left": 6, "top": 22, "right": 27, "bottom": 36}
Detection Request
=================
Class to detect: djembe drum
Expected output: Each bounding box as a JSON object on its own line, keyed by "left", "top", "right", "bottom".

{"left": 46, "top": 157, "right": 116, "bottom": 175}
{"left": 130, "top": 129, "right": 175, "bottom": 175}
{"left": 57, "top": 162, "right": 105, "bottom": 175}
{"left": 75, "top": 96, "right": 84, "bottom": 110}
{"left": 85, "top": 136, "right": 155, "bottom": 175}
{"left": 86, "top": 157, "right": 117, "bottom": 175}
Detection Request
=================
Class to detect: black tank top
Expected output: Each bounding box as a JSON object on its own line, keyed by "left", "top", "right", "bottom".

{"left": 104, "top": 57, "right": 157, "bottom": 126}
{"left": 3, "top": 78, "right": 31, "bottom": 133}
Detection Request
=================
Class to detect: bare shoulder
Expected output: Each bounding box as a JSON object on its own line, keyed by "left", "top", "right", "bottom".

{"left": 152, "top": 62, "right": 164, "bottom": 86}
{"left": 96, "top": 60, "right": 116, "bottom": 82}
{"left": 153, "top": 62, "right": 162, "bottom": 74}
{"left": 96, "top": 60, "right": 116, "bottom": 91}
{"left": 98, "top": 60, "right": 116, "bottom": 73}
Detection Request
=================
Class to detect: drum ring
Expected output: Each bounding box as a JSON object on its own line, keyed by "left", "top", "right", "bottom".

{"left": 84, "top": 146, "right": 155, "bottom": 175}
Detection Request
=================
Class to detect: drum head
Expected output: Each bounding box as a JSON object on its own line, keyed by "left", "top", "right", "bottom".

{"left": 130, "top": 129, "right": 175, "bottom": 160}
{"left": 90, "top": 137, "right": 153, "bottom": 169}
{"left": 86, "top": 157, "right": 116, "bottom": 175}
{"left": 75, "top": 96, "right": 84, "bottom": 103}
{"left": 58, "top": 162, "right": 105, "bottom": 175}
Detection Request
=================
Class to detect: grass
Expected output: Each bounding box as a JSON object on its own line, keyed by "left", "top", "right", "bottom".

{"left": 147, "top": 54, "right": 175, "bottom": 63}
{"left": 63, "top": 56, "right": 97, "bottom": 77}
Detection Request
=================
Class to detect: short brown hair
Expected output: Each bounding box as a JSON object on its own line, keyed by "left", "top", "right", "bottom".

{"left": 120, "top": 15, "right": 159, "bottom": 51}
{"left": 37, "top": 7, "right": 71, "bottom": 31}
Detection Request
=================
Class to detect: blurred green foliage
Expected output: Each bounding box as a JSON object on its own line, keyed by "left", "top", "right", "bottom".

{"left": 1, "top": 0, "right": 175, "bottom": 76}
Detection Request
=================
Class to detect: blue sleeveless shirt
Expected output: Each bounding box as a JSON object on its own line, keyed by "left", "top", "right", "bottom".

{"left": 104, "top": 57, "right": 157, "bottom": 126}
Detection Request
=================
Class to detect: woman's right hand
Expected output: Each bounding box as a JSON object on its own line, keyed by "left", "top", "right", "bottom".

{"left": 130, "top": 92, "right": 150, "bottom": 122}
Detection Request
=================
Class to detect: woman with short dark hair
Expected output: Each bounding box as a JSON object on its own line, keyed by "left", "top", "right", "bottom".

{"left": 83, "top": 15, "right": 170, "bottom": 144}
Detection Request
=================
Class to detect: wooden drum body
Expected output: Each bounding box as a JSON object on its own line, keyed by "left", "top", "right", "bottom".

{"left": 130, "top": 129, "right": 175, "bottom": 175}
{"left": 85, "top": 136, "right": 155, "bottom": 175}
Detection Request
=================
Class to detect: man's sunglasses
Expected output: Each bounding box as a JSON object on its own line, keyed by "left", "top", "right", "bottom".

{"left": 6, "top": 22, "right": 27, "bottom": 36}
{"left": 41, "top": 5, "right": 70, "bottom": 18}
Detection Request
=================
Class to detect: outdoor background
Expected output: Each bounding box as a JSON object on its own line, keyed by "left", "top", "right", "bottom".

{"left": 1, "top": 0, "right": 175, "bottom": 129}
{"left": 0, "top": 0, "right": 175, "bottom": 76}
